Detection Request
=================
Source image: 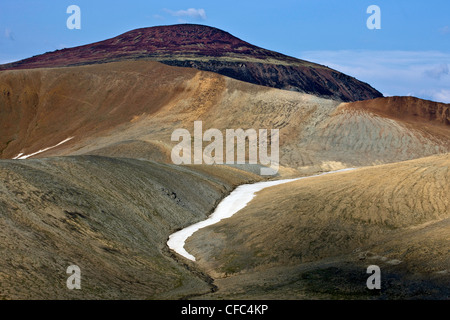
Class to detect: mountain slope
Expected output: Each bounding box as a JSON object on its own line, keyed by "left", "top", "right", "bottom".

{"left": 0, "top": 26, "right": 449, "bottom": 301}
{"left": 1, "top": 61, "right": 448, "bottom": 174}
{"left": 0, "top": 24, "right": 382, "bottom": 102}
{"left": 187, "top": 154, "right": 450, "bottom": 299}
{"left": 294, "top": 96, "right": 450, "bottom": 169}
{"left": 342, "top": 96, "right": 450, "bottom": 127}
{"left": 0, "top": 156, "right": 260, "bottom": 299}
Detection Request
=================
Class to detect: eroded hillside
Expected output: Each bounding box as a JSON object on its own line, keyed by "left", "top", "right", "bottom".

{"left": 0, "top": 156, "right": 260, "bottom": 299}
{"left": 187, "top": 154, "right": 450, "bottom": 299}
{"left": 1, "top": 61, "right": 448, "bottom": 175}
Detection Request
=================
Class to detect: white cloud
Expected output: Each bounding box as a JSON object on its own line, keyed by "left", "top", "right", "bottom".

{"left": 424, "top": 63, "right": 449, "bottom": 80}
{"left": 4, "top": 28, "right": 14, "bottom": 41}
{"left": 152, "top": 14, "right": 165, "bottom": 20}
{"left": 422, "top": 89, "right": 450, "bottom": 104}
{"left": 164, "top": 8, "right": 207, "bottom": 21}
{"left": 440, "top": 26, "right": 450, "bottom": 35}
{"left": 299, "top": 50, "right": 450, "bottom": 103}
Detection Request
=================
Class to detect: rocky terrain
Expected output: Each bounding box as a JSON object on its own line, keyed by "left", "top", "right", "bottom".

{"left": 0, "top": 24, "right": 449, "bottom": 300}
{"left": 187, "top": 154, "right": 450, "bottom": 299}
{"left": 1, "top": 61, "right": 448, "bottom": 174}
{"left": 0, "top": 157, "right": 260, "bottom": 299}
{"left": 343, "top": 96, "right": 450, "bottom": 126}
{"left": 0, "top": 24, "right": 382, "bottom": 102}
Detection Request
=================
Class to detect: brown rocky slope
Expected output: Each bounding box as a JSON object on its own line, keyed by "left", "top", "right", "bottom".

{"left": 1, "top": 50, "right": 449, "bottom": 300}
{"left": 0, "top": 156, "right": 261, "bottom": 299}
{"left": 187, "top": 154, "right": 450, "bottom": 299}
{"left": 1, "top": 61, "right": 448, "bottom": 174}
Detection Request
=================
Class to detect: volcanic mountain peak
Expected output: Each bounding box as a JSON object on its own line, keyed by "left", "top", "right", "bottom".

{"left": 108, "top": 24, "right": 267, "bottom": 57}
{"left": 3, "top": 24, "right": 300, "bottom": 66}
{"left": 0, "top": 24, "right": 293, "bottom": 68}
{"left": 0, "top": 24, "right": 382, "bottom": 102}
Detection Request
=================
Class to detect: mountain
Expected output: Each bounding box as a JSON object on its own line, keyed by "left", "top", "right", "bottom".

{"left": 343, "top": 96, "right": 450, "bottom": 126}
{"left": 1, "top": 61, "right": 448, "bottom": 171}
{"left": 0, "top": 24, "right": 382, "bottom": 102}
{"left": 187, "top": 154, "right": 450, "bottom": 299}
{"left": 1, "top": 25, "right": 450, "bottom": 300}
{"left": 0, "top": 156, "right": 260, "bottom": 299}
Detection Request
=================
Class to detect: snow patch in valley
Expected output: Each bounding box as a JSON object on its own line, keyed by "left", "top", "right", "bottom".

{"left": 167, "top": 168, "right": 356, "bottom": 261}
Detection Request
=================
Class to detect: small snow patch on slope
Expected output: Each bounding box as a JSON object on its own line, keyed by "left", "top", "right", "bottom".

{"left": 13, "top": 137, "right": 74, "bottom": 160}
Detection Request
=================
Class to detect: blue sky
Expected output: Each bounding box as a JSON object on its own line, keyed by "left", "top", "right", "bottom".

{"left": 1, "top": 0, "right": 449, "bottom": 102}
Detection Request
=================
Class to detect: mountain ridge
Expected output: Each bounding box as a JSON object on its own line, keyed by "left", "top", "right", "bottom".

{"left": 1, "top": 60, "right": 448, "bottom": 172}
{"left": 1, "top": 25, "right": 450, "bottom": 300}
{"left": 0, "top": 24, "right": 382, "bottom": 102}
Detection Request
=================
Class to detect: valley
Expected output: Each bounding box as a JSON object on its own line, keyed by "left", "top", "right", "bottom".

{"left": 0, "top": 24, "right": 449, "bottom": 300}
